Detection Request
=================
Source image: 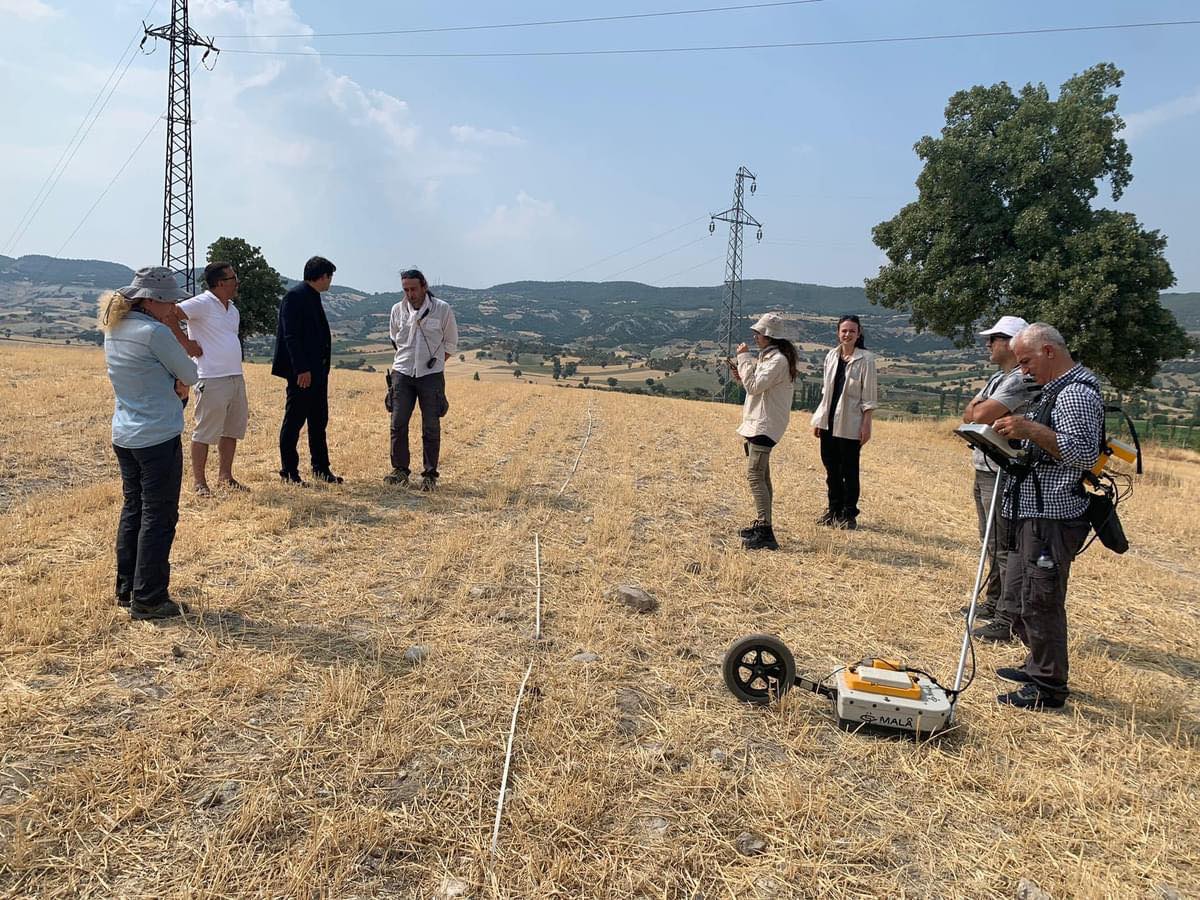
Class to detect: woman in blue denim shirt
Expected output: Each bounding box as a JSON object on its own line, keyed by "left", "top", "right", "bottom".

{"left": 100, "top": 267, "right": 199, "bottom": 620}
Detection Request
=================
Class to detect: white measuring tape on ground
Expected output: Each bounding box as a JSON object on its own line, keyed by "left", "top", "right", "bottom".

{"left": 533, "top": 532, "right": 543, "bottom": 642}
{"left": 490, "top": 657, "right": 534, "bottom": 856}
{"left": 492, "top": 398, "right": 593, "bottom": 857}
{"left": 556, "top": 397, "right": 595, "bottom": 497}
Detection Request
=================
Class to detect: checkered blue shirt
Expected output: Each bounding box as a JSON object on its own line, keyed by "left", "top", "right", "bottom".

{"left": 1003, "top": 364, "right": 1104, "bottom": 520}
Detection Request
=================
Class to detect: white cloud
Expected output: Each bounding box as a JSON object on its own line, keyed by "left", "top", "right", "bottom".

{"left": 470, "top": 191, "right": 563, "bottom": 244}
{"left": 1123, "top": 86, "right": 1200, "bottom": 140}
{"left": 450, "top": 125, "right": 525, "bottom": 148}
{"left": 327, "top": 75, "right": 418, "bottom": 152}
{"left": 0, "top": 0, "right": 60, "bottom": 20}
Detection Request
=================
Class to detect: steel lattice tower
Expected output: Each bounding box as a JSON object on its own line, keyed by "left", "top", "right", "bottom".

{"left": 710, "top": 166, "right": 762, "bottom": 402}
{"left": 142, "top": 1, "right": 217, "bottom": 294}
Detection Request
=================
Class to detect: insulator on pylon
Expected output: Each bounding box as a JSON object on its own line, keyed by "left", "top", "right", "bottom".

{"left": 756, "top": 229, "right": 763, "bottom": 241}
{"left": 709, "top": 221, "right": 715, "bottom": 234}
{"left": 750, "top": 182, "right": 756, "bottom": 194}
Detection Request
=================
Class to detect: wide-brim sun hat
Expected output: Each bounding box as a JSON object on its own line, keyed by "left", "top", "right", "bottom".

{"left": 115, "top": 266, "right": 188, "bottom": 303}
{"left": 978, "top": 315, "right": 1029, "bottom": 338}
{"left": 749, "top": 312, "right": 798, "bottom": 341}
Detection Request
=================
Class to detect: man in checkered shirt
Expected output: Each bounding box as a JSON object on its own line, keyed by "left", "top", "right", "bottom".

{"left": 992, "top": 323, "right": 1104, "bottom": 710}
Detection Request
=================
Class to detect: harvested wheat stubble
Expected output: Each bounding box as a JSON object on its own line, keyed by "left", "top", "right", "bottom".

{"left": 0, "top": 344, "right": 1197, "bottom": 899}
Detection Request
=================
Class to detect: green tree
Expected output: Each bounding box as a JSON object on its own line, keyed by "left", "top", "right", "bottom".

{"left": 865, "top": 63, "right": 1193, "bottom": 391}
{"left": 606, "top": 376, "right": 618, "bottom": 388}
{"left": 473, "top": 371, "right": 480, "bottom": 382}
{"left": 205, "top": 236, "right": 286, "bottom": 348}
{"left": 513, "top": 368, "right": 522, "bottom": 378}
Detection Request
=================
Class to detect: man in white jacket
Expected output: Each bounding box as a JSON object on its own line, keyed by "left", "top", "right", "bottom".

{"left": 384, "top": 268, "right": 458, "bottom": 491}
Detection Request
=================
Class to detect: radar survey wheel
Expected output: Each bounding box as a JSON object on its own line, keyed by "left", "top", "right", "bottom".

{"left": 723, "top": 633, "right": 796, "bottom": 705}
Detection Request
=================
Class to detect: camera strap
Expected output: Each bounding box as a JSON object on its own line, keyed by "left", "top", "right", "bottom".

{"left": 412, "top": 304, "right": 445, "bottom": 369}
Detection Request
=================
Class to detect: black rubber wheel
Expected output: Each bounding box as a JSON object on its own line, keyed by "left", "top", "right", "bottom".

{"left": 722, "top": 633, "right": 797, "bottom": 705}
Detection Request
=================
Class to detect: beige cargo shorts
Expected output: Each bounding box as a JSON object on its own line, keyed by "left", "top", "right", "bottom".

{"left": 192, "top": 374, "right": 249, "bottom": 444}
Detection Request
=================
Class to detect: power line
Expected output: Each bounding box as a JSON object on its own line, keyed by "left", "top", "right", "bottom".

{"left": 4, "top": 43, "right": 141, "bottom": 256}
{"left": 600, "top": 235, "right": 710, "bottom": 280}
{"left": 560, "top": 214, "right": 708, "bottom": 278}
{"left": 219, "top": 19, "right": 1200, "bottom": 59}
{"left": 3, "top": 2, "right": 159, "bottom": 257}
{"left": 215, "top": 0, "right": 823, "bottom": 39}
{"left": 52, "top": 114, "right": 164, "bottom": 260}
{"left": 656, "top": 254, "right": 726, "bottom": 283}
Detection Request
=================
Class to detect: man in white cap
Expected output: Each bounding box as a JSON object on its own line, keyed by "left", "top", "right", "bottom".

{"left": 960, "top": 314, "right": 1036, "bottom": 642}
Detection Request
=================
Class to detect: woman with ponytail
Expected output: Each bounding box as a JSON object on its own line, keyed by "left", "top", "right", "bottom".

{"left": 730, "top": 312, "right": 799, "bottom": 551}
{"left": 101, "top": 267, "right": 199, "bottom": 620}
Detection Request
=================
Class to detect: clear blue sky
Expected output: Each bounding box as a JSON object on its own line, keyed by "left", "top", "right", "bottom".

{"left": 1, "top": 0, "right": 1197, "bottom": 293}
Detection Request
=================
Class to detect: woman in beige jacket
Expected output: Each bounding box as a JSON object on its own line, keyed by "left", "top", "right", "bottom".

{"left": 810, "top": 315, "right": 878, "bottom": 529}
{"left": 731, "top": 312, "right": 799, "bottom": 551}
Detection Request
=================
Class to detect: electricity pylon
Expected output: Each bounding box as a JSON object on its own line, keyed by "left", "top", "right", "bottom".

{"left": 710, "top": 166, "right": 762, "bottom": 402}
{"left": 142, "top": 0, "right": 218, "bottom": 294}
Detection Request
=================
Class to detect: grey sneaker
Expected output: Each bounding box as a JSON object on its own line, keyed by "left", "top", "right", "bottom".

{"left": 384, "top": 469, "right": 410, "bottom": 486}
{"left": 419, "top": 475, "right": 437, "bottom": 492}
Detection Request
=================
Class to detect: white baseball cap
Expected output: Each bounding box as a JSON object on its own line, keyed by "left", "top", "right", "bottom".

{"left": 978, "top": 315, "right": 1028, "bottom": 338}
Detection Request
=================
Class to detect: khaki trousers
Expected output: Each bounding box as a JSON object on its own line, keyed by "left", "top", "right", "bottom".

{"left": 745, "top": 441, "right": 774, "bottom": 525}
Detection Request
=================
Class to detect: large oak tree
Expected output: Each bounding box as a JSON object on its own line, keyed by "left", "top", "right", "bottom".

{"left": 865, "top": 63, "right": 1193, "bottom": 390}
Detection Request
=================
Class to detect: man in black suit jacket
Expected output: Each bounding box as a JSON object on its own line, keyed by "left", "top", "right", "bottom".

{"left": 272, "top": 255, "right": 342, "bottom": 484}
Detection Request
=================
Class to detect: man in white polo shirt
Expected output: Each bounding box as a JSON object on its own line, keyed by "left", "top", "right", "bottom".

{"left": 179, "top": 261, "right": 250, "bottom": 496}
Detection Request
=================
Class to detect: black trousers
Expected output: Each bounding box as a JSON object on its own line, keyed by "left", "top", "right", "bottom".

{"left": 390, "top": 371, "right": 445, "bottom": 477}
{"left": 279, "top": 373, "right": 331, "bottom": 475}
{"left": 1012, "top": 516, "right": 1090, "bottom": 698}
{"left": 819, "top": 429, "right": 862, "bottom": 517}
{"left": 114, "top": 436, "right": 183, "bottom": 607}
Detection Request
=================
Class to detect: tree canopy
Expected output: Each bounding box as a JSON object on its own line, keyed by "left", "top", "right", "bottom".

{"left": 865, "top": 63, "right": 1194, "bottom": 390}
{"left": 205, "top": 236, "right": 286, "bottom": 345}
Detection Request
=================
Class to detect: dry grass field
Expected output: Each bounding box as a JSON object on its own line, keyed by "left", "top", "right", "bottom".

{"left": 1, "top": 344, "right": 1198, "bottom": 899}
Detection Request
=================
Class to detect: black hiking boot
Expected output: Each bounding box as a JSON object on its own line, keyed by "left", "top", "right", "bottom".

{"left": 996, "top": 665, "right": 1033, "bottom": 684}
{"left": 742, "top": 523, "right": 779, "bottom": 551}
{"left": 279, "top": 469, "right": 305, "bottom": 485}
{"left": 973, "top": 618, "right": 1016, "bottom": 643}
{"left": 384, "top": 468, "right": 410, "bottom": 486}
{"left": 997, "top": 682, "right": 1066, "bottom": 711}
{"left": 962, "top": 599, "right": 997, "bottom": 619}
{"left": 817, "top": 509, "right": 839, "bottom": 527}
{"left": 312, "top": 469, "right": 344, "bottom": 484}
{"left": 129, "top": 598, "right": 189, "bottom": 621}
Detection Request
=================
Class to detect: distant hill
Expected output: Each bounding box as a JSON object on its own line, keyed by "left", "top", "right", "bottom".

{"left": 0, "top": 253, "right": 1195, "bottom": 357}
{"left": 1162, "top": 292, "right": 1200, "bottom": 330}
{"left": 324, "top": 279, "right": 924, "bottom": 352}
{"left": 0, "top": 255, "right": 135, "bottom": 287}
